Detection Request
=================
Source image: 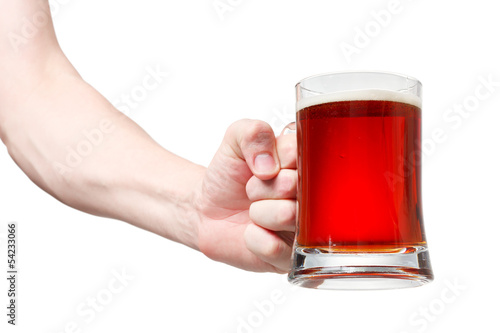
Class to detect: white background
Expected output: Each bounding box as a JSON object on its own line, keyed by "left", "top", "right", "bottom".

{"left": 1, "top": 0, "right": 499, "bottom": 332}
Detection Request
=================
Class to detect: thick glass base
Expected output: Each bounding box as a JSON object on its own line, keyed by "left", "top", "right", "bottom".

{"left": 288, "top": 246, "right": 433, "bottom": 290}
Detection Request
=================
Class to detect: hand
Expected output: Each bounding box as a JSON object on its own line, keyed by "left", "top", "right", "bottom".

{"left": 195, "top": 119, "right": 297, "bottom": 273}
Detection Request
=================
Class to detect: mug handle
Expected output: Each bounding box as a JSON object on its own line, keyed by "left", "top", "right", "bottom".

{"left": 280, "top": 122, "right": 296, "bottom": 136}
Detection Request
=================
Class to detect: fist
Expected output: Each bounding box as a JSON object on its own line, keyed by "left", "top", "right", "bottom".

{"left": 197, "top": 119, "right": 297, "bottom": 273}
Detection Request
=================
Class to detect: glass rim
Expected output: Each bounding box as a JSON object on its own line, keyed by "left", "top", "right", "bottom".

{"left": 295, "top": 70, "right": 422, "bottom": 91}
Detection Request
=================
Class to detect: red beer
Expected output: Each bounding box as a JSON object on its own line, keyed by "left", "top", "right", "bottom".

{"left": 297, "top": 99, "right": 426, "bottom": 251}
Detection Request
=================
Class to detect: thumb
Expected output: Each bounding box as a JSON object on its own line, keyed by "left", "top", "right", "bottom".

{"left": 224, "top": 119, "right": 280, "bottom": 180}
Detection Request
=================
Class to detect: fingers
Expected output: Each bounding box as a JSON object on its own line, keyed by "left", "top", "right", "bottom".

{"left": 244, "top": 128, "right": 298, "bottom": 265}
{"left": 249, "top": 199, "right": 296, "bottom": 232}
{"left": 276, "top": 132, "right": 297, "bottom": 169}
{"left": 224, "top": 119, "right": 279, "bottom": 181}
{"left": 223, "top": 119, "right": 297, "bottom": 273}
{"left": 246, "top": 167, "right": 297, "bottom": 232}
{"left": 246, "top": 126, "right": 297, "bottom": 201}
{"left": 246, "top": 169, "right": 297, "bottom": 201}
{"left": 244, "top": 223, "right": 292, "bottom": 273}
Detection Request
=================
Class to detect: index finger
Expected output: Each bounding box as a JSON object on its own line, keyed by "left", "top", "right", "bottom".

{"left": 276, "top": 132, "right": 297, "bottom": 170}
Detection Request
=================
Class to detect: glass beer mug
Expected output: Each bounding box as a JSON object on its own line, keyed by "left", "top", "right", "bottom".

{"left": 288, "top": 72, "right": 434, "bottom": 290}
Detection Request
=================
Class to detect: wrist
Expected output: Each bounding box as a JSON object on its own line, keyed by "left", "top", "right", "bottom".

{"left": 165, "top": 163, "right": 206, "bottom": 251}
{"left": 126, "top": 149, "right": 207, "bottom": 251}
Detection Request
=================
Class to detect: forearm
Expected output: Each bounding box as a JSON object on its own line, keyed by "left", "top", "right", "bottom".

{"left": 0, "top": 0, "right": 206, "bottom": 249}
{"left": 0, "top": 54, "right": 205, "bottom": 250}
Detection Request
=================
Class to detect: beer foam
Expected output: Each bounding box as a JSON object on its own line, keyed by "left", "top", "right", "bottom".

{"left": 296, "top": 89, "right": 422, "bottom": 111}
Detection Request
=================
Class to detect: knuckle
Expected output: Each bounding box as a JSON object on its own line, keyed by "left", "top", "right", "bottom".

{"left": 245, "top": 176, "right": 259, "bottom": 199}
{"left": 278, "top": 201, "right": 296, "bottom": 225}
{"left": 248, "top": 201, "right": 267, "bottom": 224}
{"left": 248, "top": 119, "right": 273, "bottom": 135}
{"left": 224, "top": 119, "right": 253, "bottom": 144}
{"left": 248, "top": 202, "right": 258, "bottom": 222}
{"left": 274, "top": 171, "right": 296, "bottom": 198}
{"left": 277, "top": 135, "right": 297, "bottom": 169}
{"left": 276, "top": 173, "right": 295, "bottom": 197}
{"left": 225, "top": 119, "right": 243, "bottom": 138}
{"left": 242, "top": 121, "right": 275, "bottom": 148}
{"left": 278, "top": 135, "right": 297, "bottom": 153}
{"left": 283, "top": 139, "right": 296, "bottom": 156}
{"left": 261, "top": 239, "right": 283, "bottom": 259}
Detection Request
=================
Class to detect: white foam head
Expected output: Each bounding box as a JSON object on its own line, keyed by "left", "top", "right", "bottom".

{"left": 296, "top": 89, "right": 422, "bottom": 112}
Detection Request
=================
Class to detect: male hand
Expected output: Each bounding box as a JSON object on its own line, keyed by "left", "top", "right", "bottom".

{"left": 196, "top": 119, "right": 297, "bottom": 273}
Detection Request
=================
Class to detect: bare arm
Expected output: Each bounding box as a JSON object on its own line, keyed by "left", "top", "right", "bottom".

{"left": 1, "top": 0, "right": 205, "bottom": 249}
{"left": 0, "top": 0, "right": 297, "bottom": 272}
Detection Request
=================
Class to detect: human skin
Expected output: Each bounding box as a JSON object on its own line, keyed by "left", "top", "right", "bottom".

{"left": 0, "top": 0, "right": 297, "bottom": 273}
